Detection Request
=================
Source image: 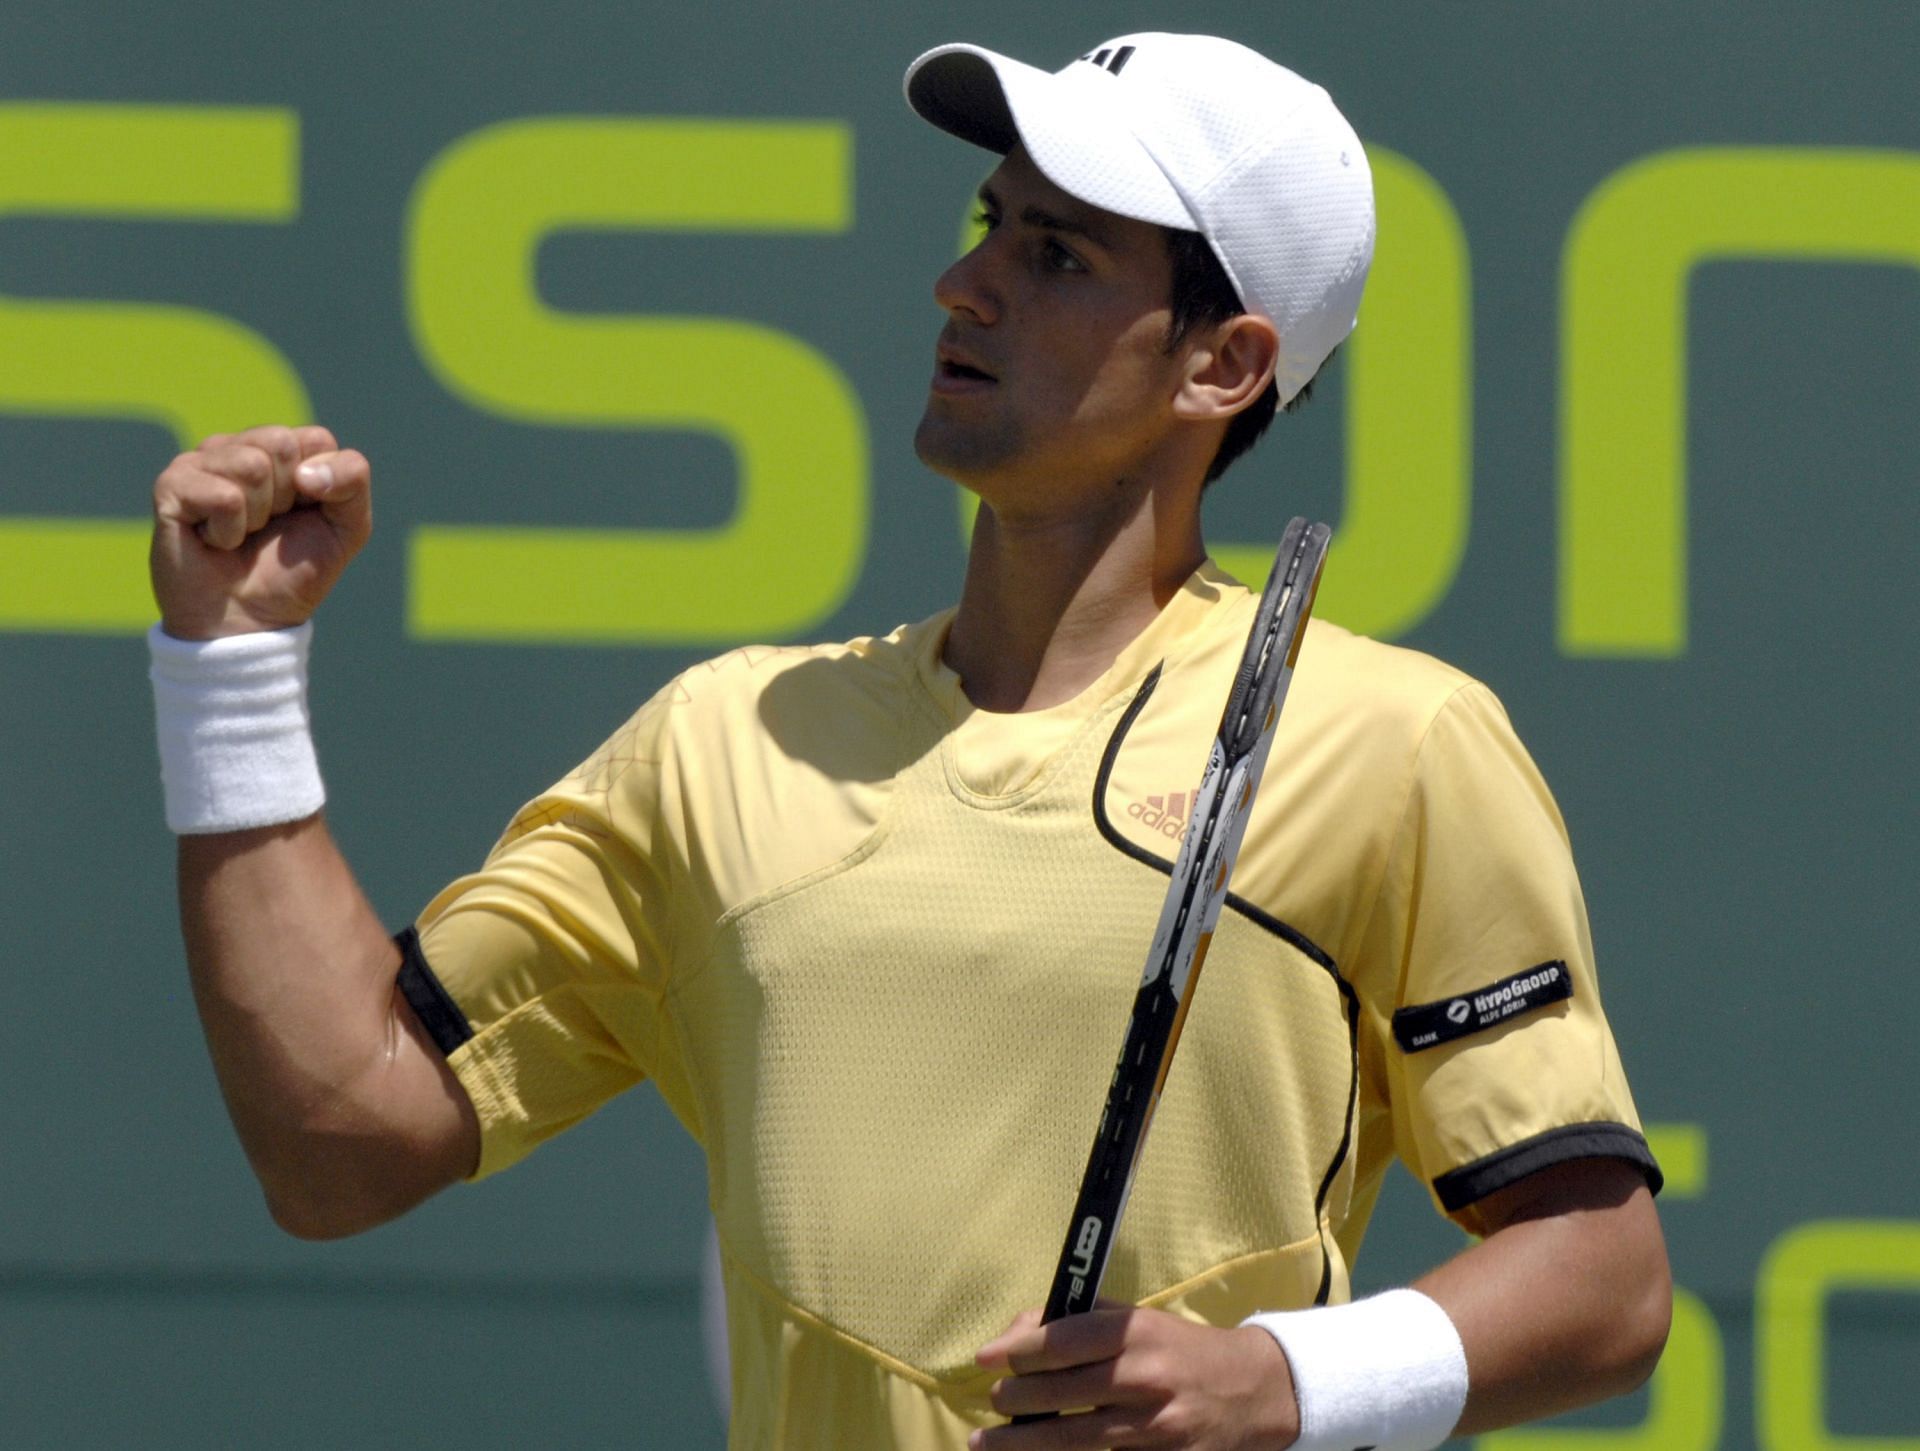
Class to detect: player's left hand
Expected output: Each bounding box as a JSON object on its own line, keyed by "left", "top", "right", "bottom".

{"left": 971, "top": 1304, "right": 1301, "bottom": 1449}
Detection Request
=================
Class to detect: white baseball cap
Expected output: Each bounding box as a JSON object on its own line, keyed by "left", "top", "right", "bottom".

{"left": 904, "top": 33, "right": 1375, "bottom": 404}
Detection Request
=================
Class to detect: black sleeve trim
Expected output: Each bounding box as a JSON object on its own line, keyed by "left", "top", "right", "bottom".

{"left": 1433, "top": 1121, "right": 1664, "bottom": 1211}
{"left": 394, "top": 925, "right": 474, "bottom": 1056}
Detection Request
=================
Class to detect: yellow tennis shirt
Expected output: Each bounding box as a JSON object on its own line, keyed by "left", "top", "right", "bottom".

{"left": 409, "top": 560, "right": 1655, "bottom": 1448}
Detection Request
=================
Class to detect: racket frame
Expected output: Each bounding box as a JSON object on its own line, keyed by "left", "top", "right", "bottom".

{"left": 1024, "top": 518, "right": 1331, "bottom": 1342}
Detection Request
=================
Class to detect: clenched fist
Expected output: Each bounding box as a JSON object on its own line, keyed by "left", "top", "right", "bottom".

{"left": 150, "top": 424, "right": 372, "bottom": 641}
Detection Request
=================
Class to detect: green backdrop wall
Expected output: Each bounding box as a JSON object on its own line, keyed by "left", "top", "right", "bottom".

{"left": 2, "top": 3, "right": 1914, "bottom": 1447}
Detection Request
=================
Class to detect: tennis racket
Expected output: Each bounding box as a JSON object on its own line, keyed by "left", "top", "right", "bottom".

{"left": 1013, "top": 517, "right": 1330, "bottom": 1421}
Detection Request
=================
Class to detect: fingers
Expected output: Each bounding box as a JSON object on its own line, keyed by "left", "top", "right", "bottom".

{"left": 978, "top": 1308, "right": 1048, "bottom": 1370}
{"left": 980, "top": 1307, "right": 1133, "bottom": 1375}
{"left": 292, "top": 448, "right": 372, "bottom": 547}
{"left": 167, "top": 426, "right": 298, "bottom": 539}
{"left": 989, "top": 1359, "right": 1141, "bottom": 1420}
{"left": 200, "top": 423, "right": 336, "bottom": 459}
{"left": 971, "top": 1405, "right": 1158, "bottom": 1450}
{"left": 972, "top": 1307, "right": 1211, "bottom": 1446}
{"left": 155, "top": 454, "right": 254, "bottom": 550}
{"left": 154, "top": 427, "right": 364, "bottom": 553}
{"left": 293, "top": 424, "right": 338, "bottom": 459}
{"left": 973, "top": 1310, "right": 1147, "bottom": 1442}
{"left": 194, "top": 441, "right": 286, "bottom": 534}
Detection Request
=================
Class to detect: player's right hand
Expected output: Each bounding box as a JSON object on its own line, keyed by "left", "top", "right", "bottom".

{"left": 150, "top": 424, "right": 373, "bottom": 641}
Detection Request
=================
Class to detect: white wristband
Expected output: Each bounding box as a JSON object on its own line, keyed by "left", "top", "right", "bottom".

{"left": 149, "top": 622, "right": 326, "bottom": 834}
{"left": 1242, "top": 1288, "right": 1468, "bottom": 1451}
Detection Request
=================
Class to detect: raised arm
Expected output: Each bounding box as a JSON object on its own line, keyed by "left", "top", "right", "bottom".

{"left": 151, "top": 424, "right": 478, "bottom": 1239}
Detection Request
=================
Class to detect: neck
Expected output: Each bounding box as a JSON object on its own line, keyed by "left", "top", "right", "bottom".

{"left": 943, "top": 481, "right": 1206, "bottom": 712}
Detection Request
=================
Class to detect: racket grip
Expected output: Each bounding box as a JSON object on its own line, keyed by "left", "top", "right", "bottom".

{"left": 1009, "top": 1411, "right": 1057, "bottom": 1425}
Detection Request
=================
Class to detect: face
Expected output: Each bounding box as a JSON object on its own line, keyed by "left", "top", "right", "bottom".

{"left": 913, "top": 146, "right": 1190, "bottom": 515}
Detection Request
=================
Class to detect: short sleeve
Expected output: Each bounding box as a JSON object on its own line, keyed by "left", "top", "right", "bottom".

{"left": 410, "top": 683, "right": 690, "bottom": 1181}
{"left": 1353, "top": 682, "right": 1658, "bottom": 1233}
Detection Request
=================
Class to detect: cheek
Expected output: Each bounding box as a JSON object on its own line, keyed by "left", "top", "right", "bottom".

{"left": 1069, "top": 334, "right": 1181, "bottom": 429}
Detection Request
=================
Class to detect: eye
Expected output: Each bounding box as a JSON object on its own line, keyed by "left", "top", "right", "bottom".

{"left": 1042, "top": 237, "right": 1087, "bottom": 273}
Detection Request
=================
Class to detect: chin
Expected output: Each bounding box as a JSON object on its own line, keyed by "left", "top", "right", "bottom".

{"left": 913, "top": 410, "right": 1008, "bottom": 483}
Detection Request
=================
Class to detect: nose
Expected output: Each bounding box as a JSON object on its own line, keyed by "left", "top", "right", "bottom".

{"left": 933, "top": 233, "right": 1001, "bottom": 325}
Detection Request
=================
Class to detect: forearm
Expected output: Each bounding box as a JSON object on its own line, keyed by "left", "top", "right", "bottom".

{"left": 153, "top": 428, "right": 479, "bottom": 1234}
{"left": 1223, "top": 1158, "right": 1665, "bottom": 1450}
{"left": 179, "top": 814, "right": 474, "bottom": 1235}
{"left": 1416, "top": 1159, "right": 1671, "bottom": 1435}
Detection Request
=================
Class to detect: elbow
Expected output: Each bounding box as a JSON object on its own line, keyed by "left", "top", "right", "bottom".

{"left": 239, "top": 1047, "right": 477, "bottom": 1241}
{"left": 260, "top": 1168, "right": 400, "bottom": 1241}
{"left": 250, "top": 1128, "right": 428, "bottom": 1242}
{"left": 1581, "top": 1216, "right": 1673, "bottom": 1401}
{"left": 1615, "top": 1256, "right": 1674, "bottom": 1395}
{"left": 1575, "top": 1168, "right": 1675, "bottom": 1399}
{"left": 264, "top": 1184, "right": 386, "bottom": 1242}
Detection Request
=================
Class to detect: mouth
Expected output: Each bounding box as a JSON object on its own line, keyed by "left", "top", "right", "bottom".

{"left": 932, "top": 343, "right": 998, "bottom": 393}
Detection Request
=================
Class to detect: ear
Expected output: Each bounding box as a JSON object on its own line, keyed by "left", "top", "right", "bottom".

{"left": 1170, "top": 313, "right": 1280, "bottom": 423}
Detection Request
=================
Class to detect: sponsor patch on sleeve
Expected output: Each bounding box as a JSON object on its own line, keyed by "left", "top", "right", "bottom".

{"left": 1392, "top": 960, "right": 1573, "bottom": 1053}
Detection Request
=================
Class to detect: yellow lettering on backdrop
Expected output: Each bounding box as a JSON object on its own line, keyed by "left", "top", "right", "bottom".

{"left": 953, "top": 149, "right": 1470, "bottom": 641}
{"left": 1757, "top": 1219, "right": 1920, "bottom": 1451}
{"left": 1561, "top": 148, "right": 1920, "bottom": 656}
{"left": 1643, "top": 1121, "right": 1707, "bottom": 1199}
{"left": 0, "top": 105, "right": 307, "bottom": 632}
{"left": 406, "top": 119, "right": 867, "bottom": 644}
{"left": 1478, "top": 1122, "right": 1722, "bottom": 1451}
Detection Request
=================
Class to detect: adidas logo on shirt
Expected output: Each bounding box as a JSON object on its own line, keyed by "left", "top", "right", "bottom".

{"left": 1127, "top": 792, "right": 1190, "bottom": 842}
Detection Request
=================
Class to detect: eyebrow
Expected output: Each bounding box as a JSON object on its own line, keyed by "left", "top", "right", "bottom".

{"left": 977, "top": 183, "right": 1116, "bottom": 250}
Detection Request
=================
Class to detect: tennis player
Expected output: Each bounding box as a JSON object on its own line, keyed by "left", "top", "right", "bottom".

{"left": 148, "top": 33, "right": 1669, "bottom": 1451}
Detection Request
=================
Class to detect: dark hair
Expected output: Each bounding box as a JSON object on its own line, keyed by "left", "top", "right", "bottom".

{"left": 1162, "top": 227, "right": 1329, "bottom": 485}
